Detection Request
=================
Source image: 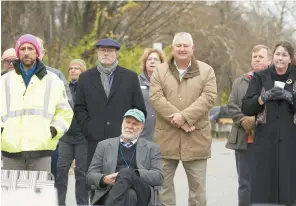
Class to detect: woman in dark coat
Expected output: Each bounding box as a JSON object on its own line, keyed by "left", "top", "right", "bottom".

{"left": 242, "top": 41, "right": 296, "bottom": 206}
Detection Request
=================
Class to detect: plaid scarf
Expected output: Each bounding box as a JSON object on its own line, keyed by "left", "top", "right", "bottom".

{"left": 97, "top": 60, "right": 118, "bottom": 97}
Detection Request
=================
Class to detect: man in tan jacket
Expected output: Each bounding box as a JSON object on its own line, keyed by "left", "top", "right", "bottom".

{"left": 150, "top": 32, "right": 217, "bottom": 206}
{"left": 226, "top": 45, "right": 271, "bottom": 206}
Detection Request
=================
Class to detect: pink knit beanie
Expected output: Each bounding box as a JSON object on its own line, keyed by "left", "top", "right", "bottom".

{"left": 15, "top": 34, "right": 40, "bottom": 59}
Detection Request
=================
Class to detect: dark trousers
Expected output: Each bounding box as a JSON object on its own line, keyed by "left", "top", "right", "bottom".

{"left": 55, "top": 141, "right": 88, "bottom": 206}
{"left": 51, "top": 145, "right": 59, "bottom": 179}
{"left": 98, "top": 168, "right": 151, "bottom": 206}
{"left": 87, "top": 141, "right": 99, "bottom": 168}
{"left": 235, "top": 144, "right": 253, "bottom": 206}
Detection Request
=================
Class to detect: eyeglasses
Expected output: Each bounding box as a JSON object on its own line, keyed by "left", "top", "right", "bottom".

{"left": 3, "top": 60, "right": 15, "bottom": 65}
{"left": 69, "top": 67, "right": 81, "bottom": 71}
{"left": 98, "top": 48, "right": 116, "bottom": 54}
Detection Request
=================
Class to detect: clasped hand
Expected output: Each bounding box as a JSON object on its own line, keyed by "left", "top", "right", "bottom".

{"left": 261, "top": 87, "right": 293, "bottom": 104}
{"left": 169, "top": 113, "right": 195, "bottom": 133}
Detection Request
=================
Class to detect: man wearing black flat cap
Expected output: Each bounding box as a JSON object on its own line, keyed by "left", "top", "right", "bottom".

{"left": 74, "top": 38, "right": 146, "bottom": 168}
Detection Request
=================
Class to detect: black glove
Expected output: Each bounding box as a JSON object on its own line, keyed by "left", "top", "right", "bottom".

{"left": 261, "top": 87, "right": 282, "bottom": 103}
{"left": 272, "top": 88, "right": 293, "bottom": 104}
{"left": 50, "top": 126, "right": 57, "bottom": 138}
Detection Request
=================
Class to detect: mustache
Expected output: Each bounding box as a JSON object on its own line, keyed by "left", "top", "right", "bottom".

{"left": 100, "top": 57, "right": 112, "bottom": 60}
{"left": 124, "top": 130, "right": 134, "bottom": 133}
{"left": 23, "top": 55, "right": 32, "bottom": 59}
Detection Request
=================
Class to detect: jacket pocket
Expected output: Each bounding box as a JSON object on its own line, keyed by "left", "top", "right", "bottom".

{"left": 228, "top": 126, "right": 239, "bottom": 144}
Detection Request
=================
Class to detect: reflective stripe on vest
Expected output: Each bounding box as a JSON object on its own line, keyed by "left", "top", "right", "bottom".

{"left": 56, "top": 101, "right": 70, "bottom": 110}
{"left": 5, "top": 72, "right": 11, "bottom": 119}
{"left": 43, "top": 73, "right": 53, "bottom": 117}
{"left": 1, "top": 109, "right": 54, "bottom": 122}
{"left": 3, "top": 73, "right": 54, "bottom": 122}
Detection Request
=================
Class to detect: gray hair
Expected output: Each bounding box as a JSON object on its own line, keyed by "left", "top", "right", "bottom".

{"left": 172, "top": 32, "right": 194, "bottom": 45}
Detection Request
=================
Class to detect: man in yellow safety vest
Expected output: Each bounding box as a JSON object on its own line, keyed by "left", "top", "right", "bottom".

{"left": 1, "top": 34, "right": 73, "bottom": 172}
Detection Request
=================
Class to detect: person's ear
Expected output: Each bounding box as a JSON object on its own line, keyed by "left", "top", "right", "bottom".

{"left": 139, "top": 124, "right": 144, "bottom": 133}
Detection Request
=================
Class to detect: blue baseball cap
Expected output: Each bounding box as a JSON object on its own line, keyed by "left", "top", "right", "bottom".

{"left": 123, "top": 109, "right": 145, "bottom": 124}
{"left": 95, "top": 38, "right": 120, "bottom": 50}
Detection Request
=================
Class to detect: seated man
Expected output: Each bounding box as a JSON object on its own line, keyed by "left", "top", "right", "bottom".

{"left": 87, "top": 108, "right": 163, "bottom": 206}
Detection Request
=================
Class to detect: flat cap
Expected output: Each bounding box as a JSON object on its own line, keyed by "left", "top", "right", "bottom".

{"left": 95, "top": 38, "right": 120, "bottom": 50}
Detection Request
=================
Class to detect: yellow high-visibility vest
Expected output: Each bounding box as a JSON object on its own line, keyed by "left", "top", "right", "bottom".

{"left": 1, "top": 70, "right": 73, "bottom": 153}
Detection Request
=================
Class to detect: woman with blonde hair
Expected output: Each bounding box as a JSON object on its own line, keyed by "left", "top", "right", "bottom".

{"left": 139, "top": 48, "right": 166, "bottom": 141}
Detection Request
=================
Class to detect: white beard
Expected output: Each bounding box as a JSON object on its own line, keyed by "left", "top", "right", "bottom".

{"left": 121, "top": 131, "right": 141, "bottom": 141}
{"left": 121, "top": 125, "right": 142, "bottom": 142}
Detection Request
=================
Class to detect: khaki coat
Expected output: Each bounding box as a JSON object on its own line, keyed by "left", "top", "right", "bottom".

{"left": 150, "top": 57, "right": 217, "bottom": 161}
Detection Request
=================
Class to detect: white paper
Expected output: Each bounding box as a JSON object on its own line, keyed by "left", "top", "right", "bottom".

{"left": 274, "top": 81, "right": 285, "bottom": 89}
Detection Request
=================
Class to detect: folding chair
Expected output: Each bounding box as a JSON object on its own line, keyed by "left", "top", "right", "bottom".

{"left": 1, "top": 169, "right": 57, "bottom": 205}
{"left": 1, "top": 169, "right": 55, "bottom": 191}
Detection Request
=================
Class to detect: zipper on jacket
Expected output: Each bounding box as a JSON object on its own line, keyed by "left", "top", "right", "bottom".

{"left": 22, "top": 78, "right": 34, "bottom": 96}
{"left": 22, "top": 81, "right": 30, "bottom": 96}
{"left": 22, "top": 83, "right": 28, "bottom": 96}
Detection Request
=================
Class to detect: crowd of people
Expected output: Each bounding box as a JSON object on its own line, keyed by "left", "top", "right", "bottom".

{"left": 1, "top": 31, "right": 295, "bottom": 206}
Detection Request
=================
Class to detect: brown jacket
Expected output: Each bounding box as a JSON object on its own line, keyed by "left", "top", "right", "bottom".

{"left": 150, "top": 57, "right": 217, "bottom": 161}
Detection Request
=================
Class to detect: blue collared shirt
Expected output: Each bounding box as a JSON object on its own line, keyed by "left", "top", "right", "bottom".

{"left": 20, "top": 62, "right": 37, "bottom": 87}
{"left": 120, "top": 136, "right": 138, "bottom": 148}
